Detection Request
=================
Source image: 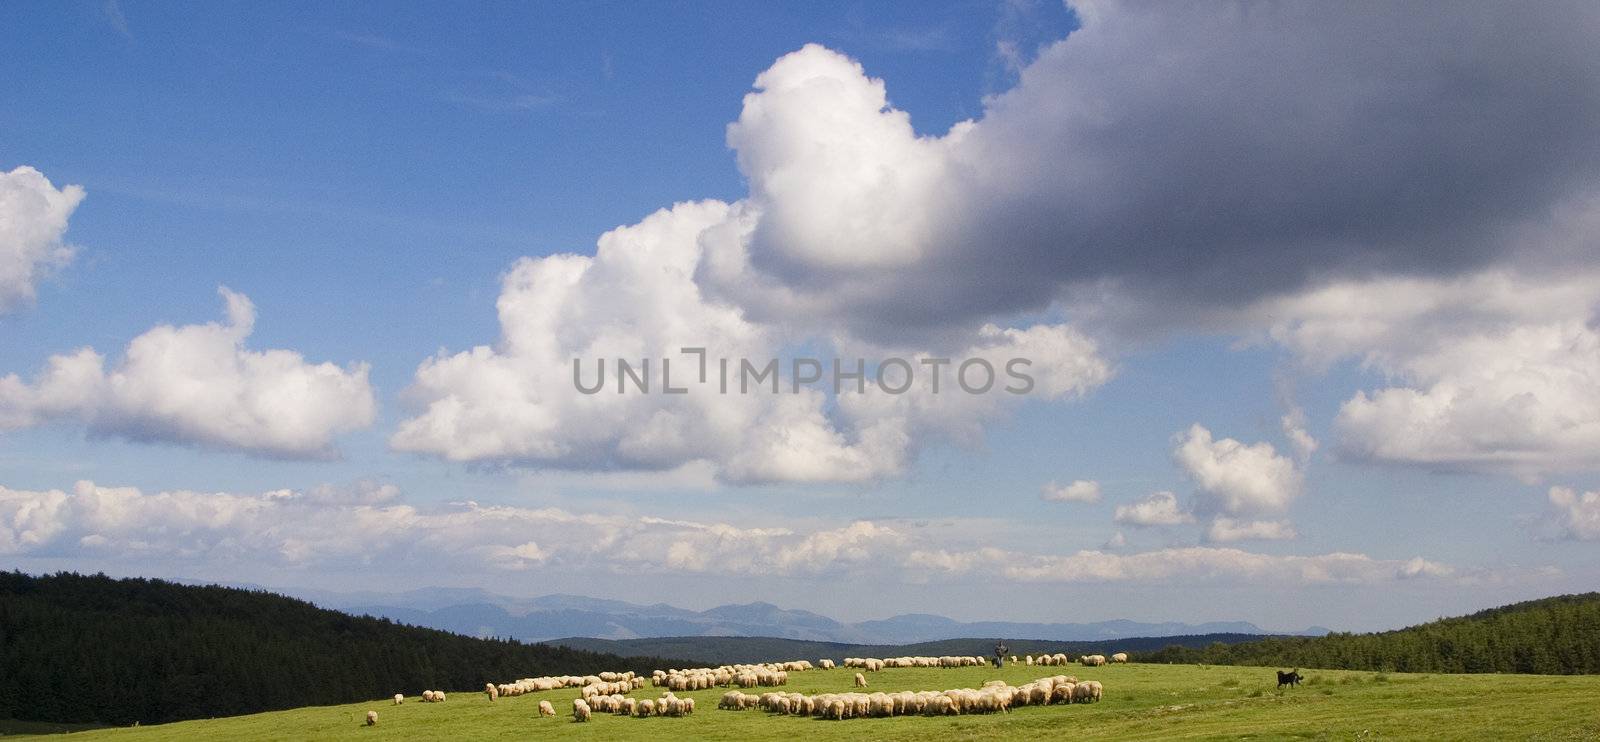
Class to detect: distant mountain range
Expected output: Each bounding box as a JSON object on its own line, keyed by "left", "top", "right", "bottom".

{"left": 212, "top": 583, "right": 1329, "bottom": 644}
{"left": 544, "top": 634, "right": 1279, "bottom": 666}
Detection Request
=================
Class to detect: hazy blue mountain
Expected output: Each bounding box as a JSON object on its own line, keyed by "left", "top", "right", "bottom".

{"left": 546, "top": 634, "right": 1279, "bottom": 666}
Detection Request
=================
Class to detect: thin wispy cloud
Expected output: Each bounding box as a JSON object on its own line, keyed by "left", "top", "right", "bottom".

{"left": 441, "top": 91, "right": 557, "bottom": 113}
{"left": 442, "top": 69, "right": 558, "bottom": 113}
{"left": 101, "top": 0, "right": 131, "bottom": 40}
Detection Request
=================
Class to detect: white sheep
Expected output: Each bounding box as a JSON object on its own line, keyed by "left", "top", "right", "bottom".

{"left": 819, "top": 659, "right": 836, "bottom": 669}
{"left": 365, "top": 710, "right": 377, "bottom": 726}
{"left": 392, "top": 693, "right": 403, "bottom": 705}
{"left": 538, "top": 700, "right": 555, "bottom": 717}
{"left": 1111, "top": 652, "right": 1129, "bottom": 663}
{"left": 485, "top": 682, "right": 498, "bottom": 700}
{"left": 854, "top": 672, "right": 868, "bottom": 687}
{"left": 572, "top": 698, "right": 591, "bottom": 722}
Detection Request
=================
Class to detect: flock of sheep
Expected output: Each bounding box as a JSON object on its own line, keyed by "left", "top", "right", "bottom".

{"left": 845, "top": 655, "right": 990, "bottom": 669}
{"left": 371, "top": 651, "right": 1126, "bottom": 726}
{"left": 653, "top": 664, "right": 799, "bottom": 690}
{"left": 485, "top": 671, "right": 640, "bottom": 699}
{"left": 573, "top": 690, "right": 698, "bottom": 721}
{"left": 1023, "top": 652, "right": 1127, "bottom": 666}
{"left": 719, "top": 674, "right": 1102, "bottom": 719}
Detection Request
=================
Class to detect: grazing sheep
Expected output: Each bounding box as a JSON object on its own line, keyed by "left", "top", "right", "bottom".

{"left": 392, "top": 693, "right": 403, "bottom": 705}
{"left": 854, "top": 672, "right": 868, "bottom": 688}
{"left": 538, "top": 700, "right": 555, "bottom": 717}
{"left": 421, "top": 690, "right": 436, "bottom": 702}
{"left": 485, "top": 682, "right": 498, "bottom": 700}
{"left": 744, "top": 675, "right": 1100, "bottom": 721}
{"left": 825, "top": 699, "right": 846, "bottom": 720}
{"left": 572, "top": 698, "right": 591, "bottom": 722}
{"left": 435, "top": 691, "right": 446, "bottom": 702}
{"left": 1111, "top": 652, "right": 1129, "bottom": 663}
{"left": 819, "top": 659, "right": 835, "bottom": 669}
{"left": 365, "top": 710, "right": 377, "bottom": 726}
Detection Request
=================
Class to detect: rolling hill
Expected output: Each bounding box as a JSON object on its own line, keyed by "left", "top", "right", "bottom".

{"left": 1140, "top": 592, "right": 1600, "bottom": 674}
{"left": 0, "top": 572, "right": 685, "bottom": 727}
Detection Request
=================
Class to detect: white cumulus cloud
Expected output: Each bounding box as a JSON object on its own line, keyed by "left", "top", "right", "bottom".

{"left": 1175, "top": 424, "right": 1302, "bottom": 518}
{"left": 1205, "top": 518, "right": 1298, "bottom": 543}
{"left": 0, "top": 287, "right": 375, "bottom": 458}
{"left": 1, "top": 478, "right": 1517, "bottom": 590}
{"left": 1263, "top": 270, "right": 1600, "bottom": 478}
{"left": 1112, "top": 491, "right": 1191, "bottom": 527}
{"left": 391, "top": 200, "right": 1111, "bottom": 484}
{"left": 1545, "top": 486, "right": 1600, "bottom": 541}
{"left": 1042, "top": 479, "right": 1101, "bottom": 503}
{"left": 0, "top": 166, "right": 84, "bottom": 313}
{"left": 702, "top": 6, "right": 1600, "bottom": 340}
{"left": 906, "top": 545, "right": 1496, "bottom": 587}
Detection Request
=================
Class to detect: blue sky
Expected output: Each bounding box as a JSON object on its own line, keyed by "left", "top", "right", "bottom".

{"left": 2, "top": 1, "right": 1597, "bottom": 632}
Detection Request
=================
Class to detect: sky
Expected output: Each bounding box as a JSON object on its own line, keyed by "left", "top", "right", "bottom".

{"left": 1, "top": 0, "right": 1597, "bottom": 633}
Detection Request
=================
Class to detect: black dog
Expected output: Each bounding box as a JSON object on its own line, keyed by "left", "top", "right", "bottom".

{"left": 1276, "top": 669, "right": 1303, "bottom": 688}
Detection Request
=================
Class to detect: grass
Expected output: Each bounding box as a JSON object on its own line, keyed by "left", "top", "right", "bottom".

{"left": 9, "top": 664, "right": 1599, "bottom": 741}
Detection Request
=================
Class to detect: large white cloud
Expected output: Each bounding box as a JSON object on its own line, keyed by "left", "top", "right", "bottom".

{"left": 700, "top": 4, "right": 1600, "bottom": 341}
{"left": 1262, "top": 271, "right": 1600, "bottom": 478}
{"left": 0, "top": 166, "right": 84, "bottom": 313}
{"left": 391, "top": 201, "right": 1110, "bottom": 483}
{"left": 726, "top": 45, "right": 962, "bottom": 275}
{"left": 0, "top": 478, "right": 1510, "bottom": 589}
{"left": 0, "top": 288, "right": 375, "bottom": 458}
{"left": 395, "top": 5, "right": 1600, "bottom": 482}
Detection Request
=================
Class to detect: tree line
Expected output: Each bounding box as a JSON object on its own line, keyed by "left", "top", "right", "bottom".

{"left": 0, "top": 571, "right": 683, "bottom": 726}
{"left": 1139, "top": 593, "right": 1600, "bottom": 675}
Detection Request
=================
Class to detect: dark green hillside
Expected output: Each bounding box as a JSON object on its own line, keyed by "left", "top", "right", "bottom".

{"left": 0, "top": 571, "right": 685, "bottom": 726}
{"left": 1141, "top": 592, "right": 1600, "bottom": 674}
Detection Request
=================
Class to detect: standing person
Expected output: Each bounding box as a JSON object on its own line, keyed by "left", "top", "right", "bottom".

{"left": 994, "top": 640, "right": 1009, "bottom": 668}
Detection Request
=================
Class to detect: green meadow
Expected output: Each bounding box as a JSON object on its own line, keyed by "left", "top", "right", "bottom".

{"left": 14, "top": 663, "right": 1598, "bottom": 741}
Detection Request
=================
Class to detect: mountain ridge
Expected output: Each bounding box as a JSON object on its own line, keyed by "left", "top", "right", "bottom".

{"left": 239, "top": 583, "right": 1329, "bottom": 643}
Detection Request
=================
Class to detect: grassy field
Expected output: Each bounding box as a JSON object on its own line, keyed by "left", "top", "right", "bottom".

{"left": 11, "top": 663, "right": 1599, "bottom": 741}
